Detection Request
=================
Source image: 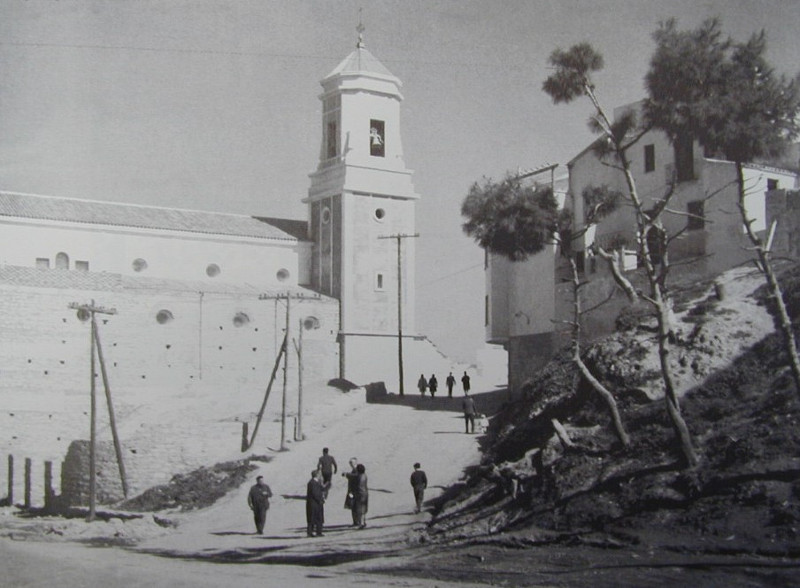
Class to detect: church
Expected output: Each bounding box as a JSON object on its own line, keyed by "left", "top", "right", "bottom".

{"left": 0, "top": 35, "right": 454, "bottom": 501}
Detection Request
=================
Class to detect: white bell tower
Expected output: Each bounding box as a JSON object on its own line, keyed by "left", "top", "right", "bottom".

{"left": 306, "top": 26, "right": 420, "bottom": 385}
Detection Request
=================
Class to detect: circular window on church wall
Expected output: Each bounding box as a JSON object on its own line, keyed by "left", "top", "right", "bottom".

{"left": 156, "top": 310, "right": 174, "bottom": 325}
{"left": 276, "top": 268, "right": 290, "bottom": 282}
{"left": 303, "top": 316, "right": 320, "bottom": 330}
{"left": 76, "top": 308, "right": 90, "bottom": 322}
{"left": 132, "top": 258, "right": 148, "bottom": 272}
{"left": 206, "top": 263, "right": 221, "bottom": 277}
{"left": 233, "top": 312, "right": 250, "bottom": 327}
{"left": 321, "top": 207, "right": 331, "bottom": 224}
{"left": 374, "top": 208, "right": 386, "bottom": 222}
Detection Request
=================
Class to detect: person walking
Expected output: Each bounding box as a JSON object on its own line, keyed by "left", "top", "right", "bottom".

{"left": 410, "top": 462, "right": 428, "bottom": 514}
{"left": 353, "top": 463, "right": 369, "bottom": 529}
{"left": 461, "top": 371, "right": 471, "bottom": 394}
{"left": 246, "top": 475, "right": 273, "bottom": 534}
{"left": 306, "top": 469, "right": 325, "bottom": 537}
{"left": 343, "top": 457, "right": 359, "bottom": 526}
{"left": 428, "top": 374, "right": 438, "bottom": 397}
{"left": 317, "top": 447, "right": 338, "bottom": 498}
{"left": 446, "top": 372, "right": 456, "bottom": 398}
{"left": 417, "top": 374, "right": 428, "bottom": 396}
{"left": 462, "top": 392, "right": 477, "bottom": 434}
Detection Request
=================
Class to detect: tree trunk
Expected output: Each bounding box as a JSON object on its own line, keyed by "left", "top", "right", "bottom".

{"left": 735, "top": 161, "right": 800, "bottom": 397}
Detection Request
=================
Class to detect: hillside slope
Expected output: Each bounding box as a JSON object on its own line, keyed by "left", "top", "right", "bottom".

{"left": 424, "top": 264, "right": 800, "bottom": 556}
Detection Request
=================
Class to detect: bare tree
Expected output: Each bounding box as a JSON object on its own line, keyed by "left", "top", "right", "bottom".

{"left": 543, "top": 43, "right": 698, "bottom": 466}
{"left": 644, "top": 19, "right": 800, "bottom": 396}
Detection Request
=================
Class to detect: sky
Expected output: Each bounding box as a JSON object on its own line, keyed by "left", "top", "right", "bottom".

{"left": 1, "top": 0, "right": 799, "bottom": 363}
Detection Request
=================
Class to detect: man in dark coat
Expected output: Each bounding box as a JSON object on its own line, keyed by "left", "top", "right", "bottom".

{"left": 446, "top": 372, "right": 456, "bottom": 397}
{"left": 428, "top": 374, "right": 438, "bottom": 397}
{"left": 462, "top": 393, "right": 477, "bottom": 434}
{"left": 410, "top": 462, "right": 428, "bottom": 514}
{"left": 342, "top": 457, "right": 359, "bottom": 526}
{"left": 306, "top": 469, "right": 325, "bottom": 537}
{"left": 247, "top": 475, "right": 273, "bottom": 534}
{"left": 461, "top": 371, "right": 471, "bottom": 393}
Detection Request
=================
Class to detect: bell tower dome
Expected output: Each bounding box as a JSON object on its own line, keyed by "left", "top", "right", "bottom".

{"left": 306, "top": 27, "right": 419, "bottom": 383}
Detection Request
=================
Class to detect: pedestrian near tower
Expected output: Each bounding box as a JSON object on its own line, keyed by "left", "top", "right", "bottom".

{"left": 247, "top": 475, "right": 273, "bottom": 534}
{"left": 446, "top": 372, "right": 456, "bottom": 397}
{"left": 461, "top": 371, "right": 471, "bottom": 394}
{"left": 462, "top": 393, "right": 477, "bottom": 434}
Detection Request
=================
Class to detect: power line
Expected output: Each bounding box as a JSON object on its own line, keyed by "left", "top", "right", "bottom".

{"left": 418, "top": 263, "right": 483, "bottom": 288}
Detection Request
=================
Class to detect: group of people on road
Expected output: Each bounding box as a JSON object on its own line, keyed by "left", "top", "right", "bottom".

{"left": 248, "top": 449, "right": 435, "bottom": 537}
{"left": 247, "top": 371, "right": 479, "bottom": 536}
{"left": 418, "top": 370, "right": 471, "bottom": 399}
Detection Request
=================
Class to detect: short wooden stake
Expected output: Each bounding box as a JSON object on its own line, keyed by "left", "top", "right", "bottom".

{"left": 7, "top": 455, "right": 13, "bottom": 505}
{"left": 24, "top": 458, "right": 31, "bottom": 508}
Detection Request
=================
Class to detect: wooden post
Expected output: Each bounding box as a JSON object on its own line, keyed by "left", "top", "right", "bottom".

{"left": 24, "top": 458, "right": 31, "bottom": 508}
{"left": 7, "top": 455, "right": 12, "bottom": 505}
{"left": 89, "top": 310, "right": 97, "bottom": 520}
{"left": 94, "top": 324, "right": 128, "bottom": 498}
{"left": 280, "top": 296, "right": 290, "bottom": 451}
{"left": 296, "top": 317, "right": 304, "bottom": 441}
{"left": 378, "top": 233, "right": 419, "bottom": 396}
{"left": 44, "top": 461, "right": 53, "bottom": 510}
{"left": 241, "top": 422, "right": 249, "bottom": 452}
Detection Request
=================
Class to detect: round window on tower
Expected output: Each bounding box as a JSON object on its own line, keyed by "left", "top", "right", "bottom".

{"left": 374, "top": 208, "right": 386, "bottom": 222}
{"left": 321, "top": 206, "right": 331, "bottom": 225}
{"left": 277, "top": 268, "right": 290, "bottom": 282}
{"left": 206, "top": 264, "right": 221, "bottom": 278}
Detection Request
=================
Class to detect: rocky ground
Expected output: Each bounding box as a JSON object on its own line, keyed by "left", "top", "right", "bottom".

{"left": 2, "top": 265, "right": 800, "bottom": 586}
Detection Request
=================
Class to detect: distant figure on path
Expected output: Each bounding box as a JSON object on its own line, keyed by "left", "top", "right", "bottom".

{"left": 446, "top": 372, "right": 456, "bottom": 397}
{"left": 343, "top": 457, "right": 359, "bottom": 526}
{"left": 428, "top": 374, "right": 438, "bottom": 397}
{"left": 247, "top": 475, "right": 273, "bottom": 534}
{"left": 410, "top": 462, "right": 428, "bottom": 514}
{"left": 461, "top": 371, "right": 471, "bottom": 394}
{"left": 417, "top": 374, "right": 428, "bottom": 396}
{"left": 462, "top": 393, "right": 477, "bottom": 434}
{"left": 317, "top": 447, "right": 338, "bottom": 498}
{"left": 353, "top": 463, "right": 369, "bottom": 529}
{"left": 306, "top": 469, "right": 325, "bottom": 537}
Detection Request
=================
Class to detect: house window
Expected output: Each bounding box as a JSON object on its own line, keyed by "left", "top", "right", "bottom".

{"left": 644, "top": 144, "right": 655, "bottom": 173}
{"left": 55, "top": 252, "right": 69, "bottom": 270}
{"left": 36, "top": 258, "right": 50, "bottom": 269}
{"left": 375, "top": 272, "right": 385, "bottom": 291}
{"left": 75, "top": 260, "right": 89, "bottom": 272}
{"left": 687, "top": 200, "right": 705, "bottom": 230}
{"left": 674, "top": 133, "right": 694, "bottom": 182}
{"left": 767, "top": 179, "right": 779, "bottom": 191}
{"left": 369, "top": 119, "right": 385, "bottom": 157}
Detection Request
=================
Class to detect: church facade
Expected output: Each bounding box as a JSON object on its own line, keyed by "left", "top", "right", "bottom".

{"left": 0, "top": 38, "right": 452, "bottom": 502}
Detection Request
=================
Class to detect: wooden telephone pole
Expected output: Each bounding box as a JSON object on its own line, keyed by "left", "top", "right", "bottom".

{"left": 378, "top": 233, "right": 419, "bottom": 396}
{"left": 257, "top": 292, "right": 319, "bottom": 451}
{"left": 68, "top": 300, "right": 125, "bottom": 521}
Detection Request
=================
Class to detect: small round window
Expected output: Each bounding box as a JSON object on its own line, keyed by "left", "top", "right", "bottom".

{"left": 76, "top": 308, "right": 90, "bottom": 322}
{"left": 276, "top": 268, "right": 290, "bottom": 282}
{"left": 303, "top": 316, "right": 320, "bottom": 330}
{"left": 233, "top": 312, "right": 250, "bottom": 327}
{"left": 132, "top": 258, "right": 148, "bottom": 272}
{"left": 374, "top": 208, "right": 386, "bottom": 221}
{"left": 206, "top": 264, "right": 220, "bottom": 277}
{"left": 321, "top": 207, "right": 331, "bottom": 225}
{"left": 156, "top": 310, "right": 174, "bottom": 325}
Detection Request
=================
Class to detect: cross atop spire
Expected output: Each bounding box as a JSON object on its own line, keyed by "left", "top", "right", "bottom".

{"left": 356, "top": 8, "right": 365, "bottom": 48}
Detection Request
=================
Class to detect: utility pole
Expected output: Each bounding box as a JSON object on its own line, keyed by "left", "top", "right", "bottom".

{"left": 378, "top": 233, "right": 419, "bottom": 396}
{"left": 295, "top": 317, "right": 304, "bottom": 441}
{"left": 68, "top": 300, "right": 118, "bottom": 522}
{"left": 259, "top": 292, "right": 319, "bottom": 451}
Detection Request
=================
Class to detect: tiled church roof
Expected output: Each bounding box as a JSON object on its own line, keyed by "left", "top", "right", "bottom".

{"left": 0, "top": 191, "right": 307, "bottom": 242}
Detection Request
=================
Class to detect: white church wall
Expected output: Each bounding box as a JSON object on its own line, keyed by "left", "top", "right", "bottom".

{"left": 0, "top": 219, "right": 305, "bottom": 287}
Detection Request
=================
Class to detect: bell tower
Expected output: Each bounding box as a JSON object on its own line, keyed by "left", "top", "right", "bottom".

{"left": 306, "top": 27, "right": 419, "bottom": 384}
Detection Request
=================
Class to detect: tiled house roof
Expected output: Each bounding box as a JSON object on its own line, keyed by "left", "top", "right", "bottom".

{"left": 0, "top": 191, "right": 307, "bottom": 242}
